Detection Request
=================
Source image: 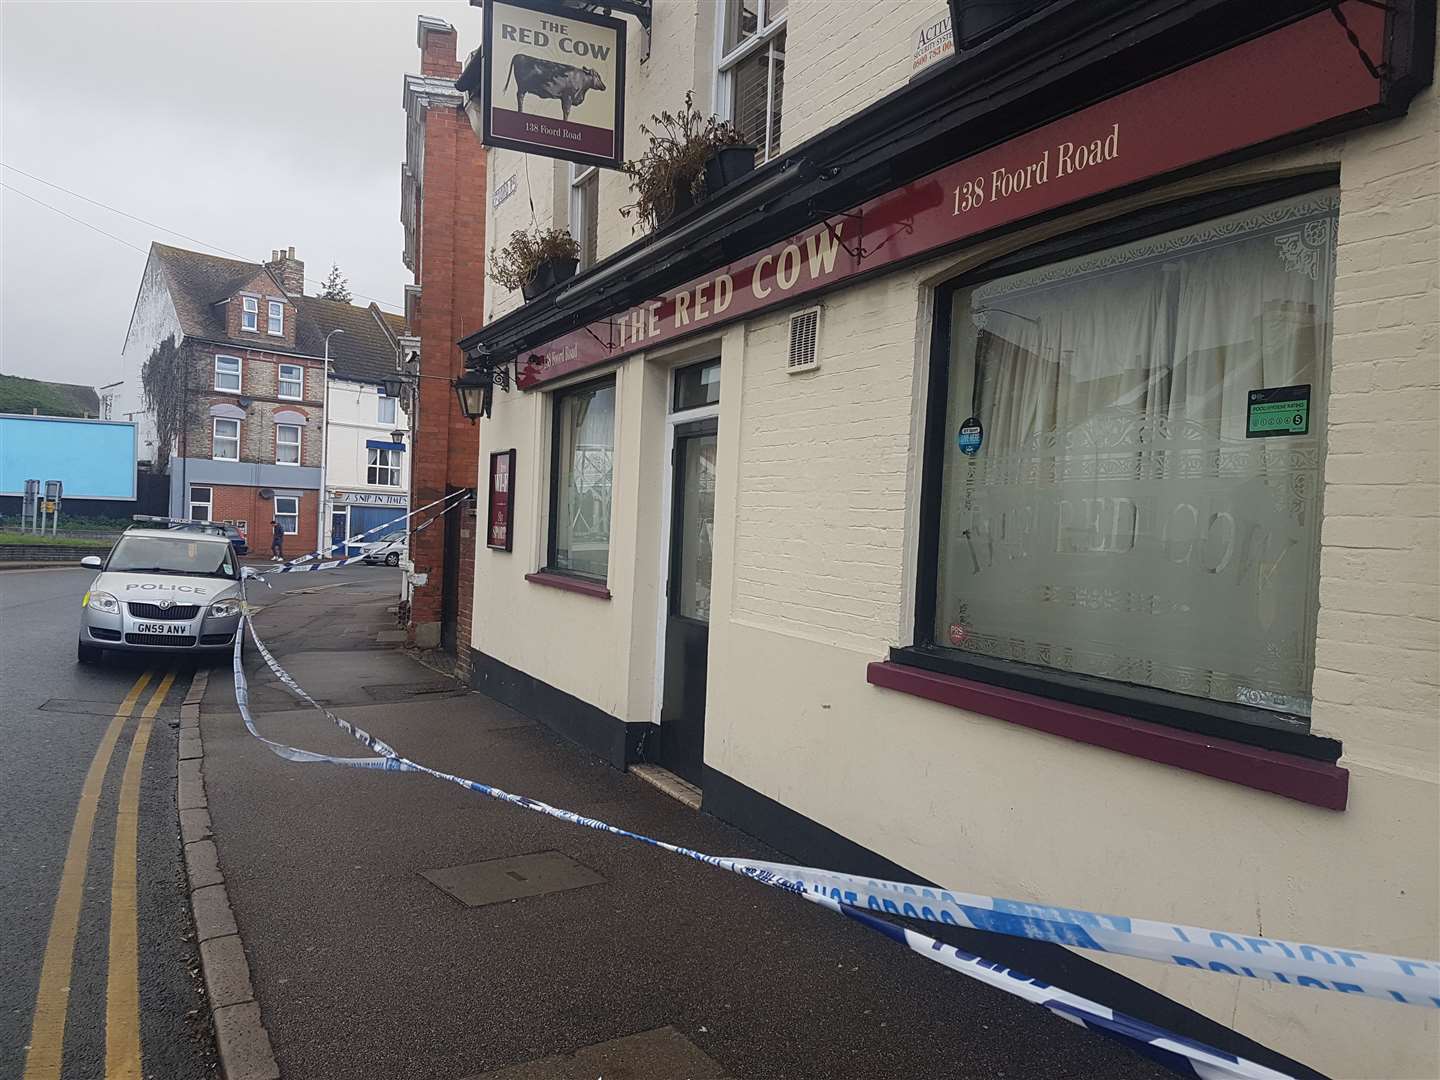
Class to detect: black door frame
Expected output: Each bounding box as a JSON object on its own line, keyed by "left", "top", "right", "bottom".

{"left": 654, "top": 359, "right": 722, "bottom": 783}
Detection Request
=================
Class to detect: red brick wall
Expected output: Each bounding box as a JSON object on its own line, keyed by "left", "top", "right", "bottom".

{"left": 420, "top": 24, "right": 461, "bottom": 79}
{"left": 454, "top": 505, "right": 478, "bottom": 679}
{"left": 207, "top": 485, "right": 319, "bottom": 555}
{"left": 406, "top": 41, "right": 486, "bottom": 651}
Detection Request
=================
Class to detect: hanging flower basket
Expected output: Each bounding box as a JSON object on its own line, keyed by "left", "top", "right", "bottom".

{"left": 491, "top": 226, "right": 582, "bottom": 301}
{"left": 704, "top": 145, "right": 757, "bottom": 196}
{"left": 522, "top": 255, "right": 580, "bottom": 301}
{"left": 622, "top": 91, "right": 746, "bottom": 231}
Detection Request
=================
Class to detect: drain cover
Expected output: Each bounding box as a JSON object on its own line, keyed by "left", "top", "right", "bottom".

{"left": 421, "top": 851, "right": 603, "bottom": 907}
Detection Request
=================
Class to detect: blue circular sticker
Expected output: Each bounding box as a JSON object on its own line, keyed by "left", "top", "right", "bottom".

{"left": 957, "top": 417, "right": 983, "bottom": 456}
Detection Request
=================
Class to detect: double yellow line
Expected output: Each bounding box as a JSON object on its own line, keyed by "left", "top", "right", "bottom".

{"left": 23, "top": 667, "right": 177, "bottom": 1080}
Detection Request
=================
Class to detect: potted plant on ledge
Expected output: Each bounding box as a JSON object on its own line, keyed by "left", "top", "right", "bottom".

{"left": 492, "top": 225, "right": 582, "bottom": 301}
{"left": 622, "top": 91, "right": 756, "bottom": 232}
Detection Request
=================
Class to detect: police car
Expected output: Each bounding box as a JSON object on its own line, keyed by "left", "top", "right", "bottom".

{"left": 77, "top": 517, "right": 244, "bottom": 663}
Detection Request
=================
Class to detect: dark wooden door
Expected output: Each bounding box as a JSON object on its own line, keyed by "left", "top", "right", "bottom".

{"left": 440, "top": 486, "right": 462, "bottom": 655}
{"left": 659, "top": 418, "right": 718, "bottom": 785}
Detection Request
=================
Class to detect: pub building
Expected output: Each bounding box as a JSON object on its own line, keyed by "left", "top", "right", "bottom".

{"left": 457, "top": 2, "right": 1438, "bottom": 1076}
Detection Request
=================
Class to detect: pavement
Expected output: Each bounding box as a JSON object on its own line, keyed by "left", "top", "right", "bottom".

{"left": 0, "top": 564, "right": 215, "bottom": 1079}
{"left": 199, "top": 569, "right": 1175, "bottom": 1080}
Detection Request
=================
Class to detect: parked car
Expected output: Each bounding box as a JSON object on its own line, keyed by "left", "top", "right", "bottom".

{"left": 223, "top": 523, "right": 248, "bottom": 555}
{"left": 361, "top": 529, "right": 408, "bottom": 567}
{"left": 77, "top": 521, "right": 242, "bottom": 663}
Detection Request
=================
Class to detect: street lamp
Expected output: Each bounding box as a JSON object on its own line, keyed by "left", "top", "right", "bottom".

{"left": 452, "top": 370, "right": 492, "bottom": 422}
{"left": 318, "top": 328, "right": 345, "bottom": 552}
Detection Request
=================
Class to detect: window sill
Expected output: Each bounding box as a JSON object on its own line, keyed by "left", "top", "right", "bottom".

{"left": 866, "top": 661, "right": 1348, "bottom": 810}
{"left": 524, "top": 570, "right": 611, "bottom": 600}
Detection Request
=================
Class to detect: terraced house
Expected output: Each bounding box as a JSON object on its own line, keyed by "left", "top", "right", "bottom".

{"left": 118, "top": 243, "right": 407, "bottom": 553}
{"left": 452, "top": 1, "right": 1439, "bottom": 1077}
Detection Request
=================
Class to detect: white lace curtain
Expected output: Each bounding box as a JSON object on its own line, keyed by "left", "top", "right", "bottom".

{"left": 936, "top": 192, "right": 1336, "bottom": 716}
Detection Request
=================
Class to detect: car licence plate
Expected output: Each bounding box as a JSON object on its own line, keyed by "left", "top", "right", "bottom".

{"left": 135, "top": 621, "right": 190, "bottom": 635}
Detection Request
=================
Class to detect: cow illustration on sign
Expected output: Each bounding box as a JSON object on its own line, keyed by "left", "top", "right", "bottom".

{"left": 505, "top": 54, "right": 606, "bottom": 120}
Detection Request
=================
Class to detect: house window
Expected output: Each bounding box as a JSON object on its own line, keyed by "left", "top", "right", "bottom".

{"left": 214, "top": 355, "right": 242, "bottom": 393}
{"left": 916, "top": 186, "right": 1337, "bottom": 732}
{"left": 717, "top": 0, "right": 786, "bottom": 162}
{"left": 275, "top": 423, "right": 301, "bottom": 465}
{"left": 268, "top": 300, "right": 284, "bottom": 335}
{"left": 278, "top": 364, "right": 304, "bottom": 400}
{"left": 367, "top": 447, "right": 401, "bottom": 486}
{"left": 570, "top": 163, "right": 599, "bottom": 269}
{"left": 241, "top": 296, "right": 258, "bottom": 332}
{"left": 212, "top": 418, "right": 240, "bottom": 461}
{"left": 377, "top": 393, "right": 397, "bottom": 426}
{"left": 273, "top": 495, "right": 299, "bottom": 535}
{"left": 548, "top": 376, "right": 615, "bottom": 581}
{"left": 189, "top": 485, "right": 213, "bottom": 522}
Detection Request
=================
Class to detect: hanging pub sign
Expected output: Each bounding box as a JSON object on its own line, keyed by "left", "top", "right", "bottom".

{"left": 487, "top": 449, "right": 516, "bottom": 551}
{"left": 480, "top": 0, "right": 626, "bottom": 170}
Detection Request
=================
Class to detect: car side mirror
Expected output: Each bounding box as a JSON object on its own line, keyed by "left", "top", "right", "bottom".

{"left": 80, "top": 556, "right": 103, "bottom": 569}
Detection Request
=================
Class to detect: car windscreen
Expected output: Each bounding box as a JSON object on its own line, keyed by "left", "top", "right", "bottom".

{"left": 107, "top": 535, "right": 237, "bottom": 578}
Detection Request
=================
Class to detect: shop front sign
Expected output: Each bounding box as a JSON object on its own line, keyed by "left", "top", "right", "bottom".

{"left": 331, "top": 490, "right": 409, "bottom": 507}
{"left": 487, "top": 449, "right": 516, "bottom": 551}
{"left": 518, "top": 2, "right": 1384, "bottom": 389}
{"left": 480, "top": 0, "right": 626, "bottom": 170}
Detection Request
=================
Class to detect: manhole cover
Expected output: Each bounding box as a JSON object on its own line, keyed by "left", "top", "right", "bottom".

{"left": 421, "top": 851, "right": 603, "bottom": 907}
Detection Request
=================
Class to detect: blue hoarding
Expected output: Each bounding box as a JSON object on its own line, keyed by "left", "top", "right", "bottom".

{"left": 0, "top": 414, "right": 138, "bottom": 500}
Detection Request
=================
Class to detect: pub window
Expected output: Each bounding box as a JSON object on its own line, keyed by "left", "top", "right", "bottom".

{"left": 268, "top": 300, "right": 284, "bottom": 335}
{"left": 917, "top": 187, "right": 1337, "bottom": 736}
{"left": 717, "top": 0, "right": 785, "bottom": 162}
{"left": 241, "top": 296, "right": 258, "bottom": 332}
{"left": 570, "top": 163, "right": 600, "bottom": 270}
{"left": 547, "top": 376, "right": 616, "bottom": 581}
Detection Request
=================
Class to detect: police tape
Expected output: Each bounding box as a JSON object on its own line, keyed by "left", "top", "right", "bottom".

{"left": 233, "top": 602, "right": 1440, "bottom": 1012}
{"left": 245, "top": 489, "right": 470, "bottom": 581}
{"left": 229, "top": 610, "right": 1440, "bottom": 1079}
{"left": 228, "top": 612, "right": 1294, "bottom": 1080}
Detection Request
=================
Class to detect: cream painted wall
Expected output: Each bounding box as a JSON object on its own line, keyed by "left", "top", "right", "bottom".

{"left": 702, "top": 96, "right": 1440, "bottom": 1080}
{"left": 468, "top": 8, "right": 1439, "bottom": 1076}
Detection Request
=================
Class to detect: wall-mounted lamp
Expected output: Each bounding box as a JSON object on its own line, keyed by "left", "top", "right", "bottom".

{"left": 453, "top": 352, "right": 512, "bottom": 422}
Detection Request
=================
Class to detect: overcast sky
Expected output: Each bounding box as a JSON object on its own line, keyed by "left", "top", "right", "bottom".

{"left": 1, "top": 0, "right": 478, "bottom": 387}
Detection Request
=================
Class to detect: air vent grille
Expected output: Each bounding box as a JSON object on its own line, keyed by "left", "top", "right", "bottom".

{"left": 787, "top": 308, "right": 820, "bottom": 373}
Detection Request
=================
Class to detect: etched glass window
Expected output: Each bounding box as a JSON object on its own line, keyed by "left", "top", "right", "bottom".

{"left": 549, "top": 378, "right": 615, "bottom": 581}
{"left": 934, "top": 190, "right": 1336, "bottom": 721}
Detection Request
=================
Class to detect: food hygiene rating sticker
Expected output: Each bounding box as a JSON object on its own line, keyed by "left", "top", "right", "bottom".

{"left": 1246, "top": 384, "right": 1310, "bottom": 438}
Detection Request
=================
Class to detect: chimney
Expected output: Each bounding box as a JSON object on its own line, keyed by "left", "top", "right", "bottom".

{"left": 267, "top": 246, "right": 305, "bottom": 296}
{"left": 417, "top": 16, "right": 460, "bottom": 79}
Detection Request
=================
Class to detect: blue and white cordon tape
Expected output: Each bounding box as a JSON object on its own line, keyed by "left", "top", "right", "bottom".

{"left": 243, "top": 488, "right": 470, "bottom": 581}
{"left": 227, "top": 493, "right": 1439, "bottom": 1079}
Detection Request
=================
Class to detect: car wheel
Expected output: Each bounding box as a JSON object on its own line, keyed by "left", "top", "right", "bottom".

{"left": 385, "top": 552, "right": 401, "bottom": 567}
{"left": 77, "top": 641, "right": 102, "bottom": 665}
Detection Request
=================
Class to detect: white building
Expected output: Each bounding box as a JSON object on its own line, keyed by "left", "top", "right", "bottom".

{"left": 311, "top": 297, "right": 414, "bottom": 553}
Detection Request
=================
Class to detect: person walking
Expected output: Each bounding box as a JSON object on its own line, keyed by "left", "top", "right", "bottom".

{"left": 271, "top": 518, "right": 285, "bottom": 561}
